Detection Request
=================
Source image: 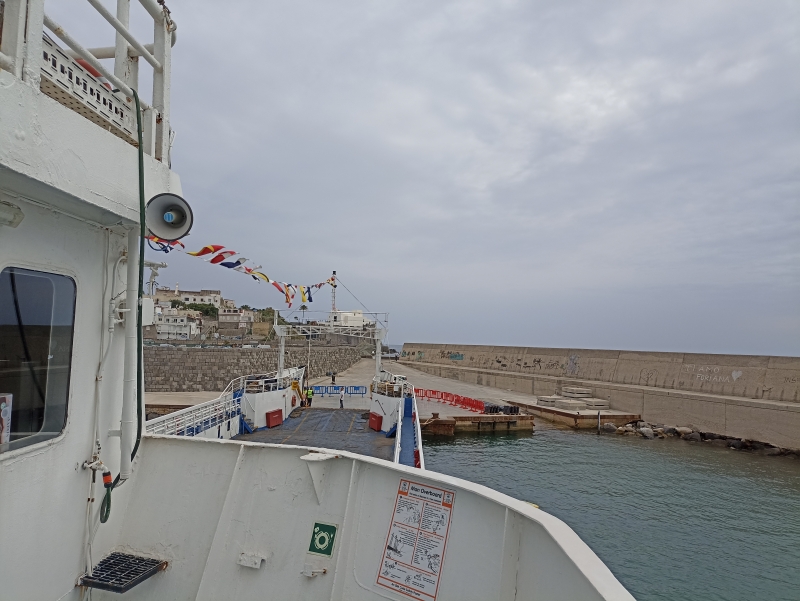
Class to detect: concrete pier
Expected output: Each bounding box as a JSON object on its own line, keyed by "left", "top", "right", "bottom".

{"left": 400, "top": 344, "right": 800, "bottom": 449}
{"left": 309, "top": 360, "right": 536, "bottom": 434}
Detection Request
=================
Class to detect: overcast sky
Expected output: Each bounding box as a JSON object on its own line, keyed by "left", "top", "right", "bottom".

{"left": 53, "top": 1, "right": 799, "bottom": 355}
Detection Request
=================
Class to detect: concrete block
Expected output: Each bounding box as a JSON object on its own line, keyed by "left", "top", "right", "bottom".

{"left": 555, "top": 399, "right": 587, "bottom": 410}
{"left": 562, "top": 386, "right": 592, "bottom": 398}
{"left": 562, "top": 386, "right": 592, "bottom": 395}
{"left": 582, "top": 398, "right": 610, "bottom": 409}
{"left": 537, "top": 396, "right": 561, "bottom": 407}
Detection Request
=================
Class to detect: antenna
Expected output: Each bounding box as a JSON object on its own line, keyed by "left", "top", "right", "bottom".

{"left": 143, "top": 260, "right": 167, "bottom": 295}
{"left": 331, "top": 270, "right": 337, "bottom": 312}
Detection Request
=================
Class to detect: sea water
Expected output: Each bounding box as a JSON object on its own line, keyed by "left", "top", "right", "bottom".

{"left": 423, "top": 426, "right": 800, "bottom": 601}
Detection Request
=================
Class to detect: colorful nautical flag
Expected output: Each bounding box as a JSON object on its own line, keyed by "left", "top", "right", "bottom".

{"left": 159, "top": 238, "right": 335, "bottom": 306}
{"left": 250, "top": 271, "right": 271, "bottom": 283}
{"left": 146, "top": 235, "right": 185, "bottom": 253}
{"left": 285, "top": 284, "right": 297, "bottom": 307}
{"left": 220, "top": 257, "right": 248, "bottom": 269}
{"left": 209, "top": 251, "right": 237, "bottom": 264}
{"left": 187, "top": 244, "right": 224, "bottom": 256}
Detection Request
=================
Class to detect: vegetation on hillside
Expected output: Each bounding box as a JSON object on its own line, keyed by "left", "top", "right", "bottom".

{"left": 171, "top": 300, "right": 218, "bottom": 319}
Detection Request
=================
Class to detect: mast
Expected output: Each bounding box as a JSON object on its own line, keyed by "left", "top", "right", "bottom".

{"left": 331, "top": 270, "right": 337, "bottom": 312}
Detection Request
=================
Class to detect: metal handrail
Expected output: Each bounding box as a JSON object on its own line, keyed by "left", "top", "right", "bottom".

{"left": 242, "top": 391, "right": 256, "bottom": 425}
{"left": 0, "top": 0, "right": 181, "bottom": 159}
{"left": 145, "top": 392, "right": 239, "bottom": 437}
{"left": 393, "top": 405, "right": 403, "bottom": 463}
{"left": 146, "top": 368, "right": 305, "bottom": 437}
{"left": 42, "top": 14, "right": 148, "bottom": 108}
{"left": 86, "top": 0, "right": 162, "bottom": 71}
{"left": 412, "top": 392, "right": 425, "bottom": 469}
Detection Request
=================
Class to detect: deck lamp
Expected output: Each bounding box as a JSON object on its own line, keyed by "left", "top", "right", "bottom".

{"left": 0, "top": 198, "right": 24, "bottom": 228}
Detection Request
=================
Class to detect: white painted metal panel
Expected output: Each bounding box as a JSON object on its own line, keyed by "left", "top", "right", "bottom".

{"left": 87, "top": 437, "right": 634, "bottom": 601}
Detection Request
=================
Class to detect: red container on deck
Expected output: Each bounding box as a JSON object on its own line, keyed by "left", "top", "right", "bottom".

{"left": 368, "top": 412, "right": 383, "bottom": 432}
{"left": 266, "top": 409, "right": 283, "bottom": 428}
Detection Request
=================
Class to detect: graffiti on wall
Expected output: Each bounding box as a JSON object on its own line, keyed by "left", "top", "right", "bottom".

{"left": 640, "top": 368, "right": 658, "bottom": 386}
{"left": 682, "top": 364, "right": 742, "bottom": 384}
{"left": 566, "top": 354, "right": 580, "bottom": 376}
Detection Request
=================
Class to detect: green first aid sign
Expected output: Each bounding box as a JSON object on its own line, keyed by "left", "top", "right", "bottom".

{"left": 308, "top": 522, "right": 338, "bottom": 557}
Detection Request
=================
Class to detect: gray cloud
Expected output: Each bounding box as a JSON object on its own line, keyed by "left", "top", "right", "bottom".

{"left": 52, "top": 0, "right": 799, "bottom": 354}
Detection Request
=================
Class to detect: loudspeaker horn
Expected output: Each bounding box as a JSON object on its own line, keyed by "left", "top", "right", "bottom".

{"left": 145, "top": 193, "right": 193, "bottom": 241}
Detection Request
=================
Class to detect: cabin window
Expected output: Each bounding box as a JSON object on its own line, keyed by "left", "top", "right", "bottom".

{"left": 0, "top": 268, "right": 76, "bottom": 454}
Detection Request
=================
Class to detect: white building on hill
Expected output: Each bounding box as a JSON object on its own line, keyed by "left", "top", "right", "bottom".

{"left": 154, "top": 285, "right": 224, "bottom": 308}
{"left": 328, "top": 309, "right": 373, "bottom": 328}
{"left": 155, "top": 306, "right": 199, "bottom": 340}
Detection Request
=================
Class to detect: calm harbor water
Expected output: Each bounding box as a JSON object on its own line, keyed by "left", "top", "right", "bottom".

{"left": 423, "top": 426, "right": 800, "bottom": 601}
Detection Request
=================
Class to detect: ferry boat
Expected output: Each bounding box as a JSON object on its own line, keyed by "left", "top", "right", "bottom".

{"left": 0, "top": 2, "right": 635, "bottom": 599}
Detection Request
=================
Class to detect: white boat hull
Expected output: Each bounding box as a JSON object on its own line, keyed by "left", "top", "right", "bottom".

{"left": 87, "top": 435, "right": 634, "bottom": 601}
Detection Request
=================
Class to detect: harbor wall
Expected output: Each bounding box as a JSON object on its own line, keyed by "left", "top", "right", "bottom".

{"left": 400, "top": 344, "right": 800, "bottom": 450}
{"left": 144, "top": 346, "right": 361, "bottom": 392}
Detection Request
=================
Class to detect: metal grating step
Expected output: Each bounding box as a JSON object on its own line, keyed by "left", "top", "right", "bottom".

{"left": 80, "top": 552, "right": 167, "bottom": 593}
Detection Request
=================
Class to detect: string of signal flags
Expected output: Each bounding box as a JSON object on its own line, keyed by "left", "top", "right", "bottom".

{"left": 146, "top": 236, "right": 335, "bottom": 308}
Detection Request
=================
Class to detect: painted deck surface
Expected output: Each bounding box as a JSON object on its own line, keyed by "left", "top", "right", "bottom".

{"left": 399, "top": 414, "right": 416, "bottom": 465}
{"left": 235, "top": 408, "right": 395, "bottom": 461}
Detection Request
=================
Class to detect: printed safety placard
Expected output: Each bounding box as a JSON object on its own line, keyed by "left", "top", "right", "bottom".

{"left": 376, "top": 479, "right": 455, "bottom": 600}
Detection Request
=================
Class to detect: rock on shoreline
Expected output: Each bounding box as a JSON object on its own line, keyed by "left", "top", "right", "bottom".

{"left": 607, "top": 420, "right": 797, "bottom": 457}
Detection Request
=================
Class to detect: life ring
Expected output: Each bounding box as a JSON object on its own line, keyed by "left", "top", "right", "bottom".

{"left": 76, "top": 58, "right": 112, "bottom": 90}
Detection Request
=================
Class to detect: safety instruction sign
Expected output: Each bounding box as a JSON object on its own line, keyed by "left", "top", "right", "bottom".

{"left": 376, "top": 479, "right": 455, "bottom": 600}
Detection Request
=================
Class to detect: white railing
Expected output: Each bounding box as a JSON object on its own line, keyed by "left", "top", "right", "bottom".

{"left": 0, "top": 0, "right": 176, "bottom": 160}
{"left": 146, "top": 367, "right": 305, "bottom": 437}
{"left": 393, "top": 405, "right": 403, "bottom": 463}
{"left": 412, "top": 391, "right": 425, "bottom": 469}
{"left": 241, "top": 392, "right": 256, "bottom": 428}
{"left": 145, "top": 390, "right": 240, "bottom": 437}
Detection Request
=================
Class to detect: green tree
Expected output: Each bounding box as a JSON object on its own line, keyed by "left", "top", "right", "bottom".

{"left": 185, "top": 303, "right": 218, "bottom": 319}
{"left": 299, "top": 304, "right": 309, "bottom": 322}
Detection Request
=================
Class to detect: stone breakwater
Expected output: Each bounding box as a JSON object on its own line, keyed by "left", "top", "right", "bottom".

{"left": 401, "top": 344, "right": 800, "bottom": 450}
{"left": 601, "top": 421, "right": 800, "bottom": 458}
{"left": 144, "top": 346, "right": 361, "bottom": 392}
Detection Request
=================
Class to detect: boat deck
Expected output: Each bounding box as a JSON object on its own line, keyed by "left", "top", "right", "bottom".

{"left": 235, "top": 408, "right": 396, "bottom": 461}
{"left": 399, "top": 409, "right": 416, "bottom": 465}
